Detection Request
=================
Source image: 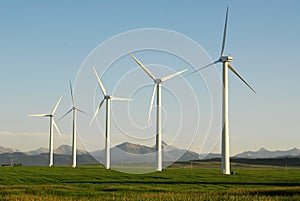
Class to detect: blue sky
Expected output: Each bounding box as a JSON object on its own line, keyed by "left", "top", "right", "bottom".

{"left": 0, "top": 1, "right": 299, "bottom": 155}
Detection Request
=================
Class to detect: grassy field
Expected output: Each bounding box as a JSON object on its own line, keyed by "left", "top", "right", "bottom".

{"left": 0, "top": 162, "right": 300, "bottom": 200}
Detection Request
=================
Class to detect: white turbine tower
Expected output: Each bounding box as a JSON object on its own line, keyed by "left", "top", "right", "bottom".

{"left": 90, "top": 67, "right": 132, "bottom": 170}
{"left": 129, "top": 53, "right": 188, "bottom": 171}
{"left": 187, "top": 7, "right": 256, "bottom": 174}
{"left": 60, "top": 82, "right": 86, "bottom": 168}
{"left": 28, "top": 96, "right": 62, "bottom": 167}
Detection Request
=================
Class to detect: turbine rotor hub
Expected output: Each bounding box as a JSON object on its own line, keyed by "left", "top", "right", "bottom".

{"left": 105, "top": 95, "right": 111, "bottom": 99}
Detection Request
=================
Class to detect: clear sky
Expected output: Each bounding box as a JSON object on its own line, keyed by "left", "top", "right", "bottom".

{"left": 0, "top": 0, "right": 299, "bottom": 155}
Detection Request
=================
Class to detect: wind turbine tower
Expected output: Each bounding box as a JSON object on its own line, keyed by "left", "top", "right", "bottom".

{"left": 90, "top": 67, "right": 132, "bottom": 169}
{"left": 129, "top": 53, "right": 187, "bottom": 171}
{"left": 60, "top": 82, "right": 86, "bottom": 168}
{"left": 28, "top": 96, "right": 62, "bottom": 167}
{"left": 187, "top": 7, "right": 256, "bottom": 174}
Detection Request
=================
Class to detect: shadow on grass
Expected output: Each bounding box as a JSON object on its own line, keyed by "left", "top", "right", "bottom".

{"left": 247, "top": 189, "right": 300, "bottom": 196}
{"left": 64, "top": 180, "right": 300, "bottom": 187}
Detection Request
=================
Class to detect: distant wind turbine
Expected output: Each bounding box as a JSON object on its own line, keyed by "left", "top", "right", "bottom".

{"left": 60, "top": 82, "right": 86, "bottom": 168}
{"left": 129, "top": 53, "right": 188, "bottom": 171}
{"left": 90, "top": 67, "right": 132, "bottom": 169}
{"left": 28, "top": 96, "right": 62, "bottom": 167}
{"left": 187, "top": 7, "right": 256, "bottom": 174}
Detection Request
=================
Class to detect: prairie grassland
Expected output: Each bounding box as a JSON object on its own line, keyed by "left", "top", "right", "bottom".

{"left": 0, "top": 162, "right": 300, "bottom": 200}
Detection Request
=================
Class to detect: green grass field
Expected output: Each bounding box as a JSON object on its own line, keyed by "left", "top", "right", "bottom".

{"left": 0, "top": 162, "right": 300, "bottom": 200}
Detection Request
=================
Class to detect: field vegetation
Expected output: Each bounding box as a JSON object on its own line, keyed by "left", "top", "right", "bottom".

{"left": 0, "top": 162, "right": 300, "bottom": 200}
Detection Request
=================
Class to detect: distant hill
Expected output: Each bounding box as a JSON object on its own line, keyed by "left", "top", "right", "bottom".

{"left": 0, "top": 145, "right": 95, "bottom": 166}
{"left": 234, "top": 148, "right": 300, "bottom": 159}
{"left": 0, "top": 152, "right": 98, "bottom": 166}
{"left": 0, "top": 146, "right": 20, "bottom": 154}
{"left": 1, "top": 143, "right": 300, "bottom": 166}
{"left": 116, "top": 142, "right": 154, "bottom": 154}
{"left": 54, "top": 145, "right": 89, "bottom": 155}
{"left": 26, "top": 145, "right": 88, "bottom": 156}
{"left": 231, "top": 158, "right": 300, "bottom": 167}
{"left": 201, "top": 153, "right": 222, "bottom": 160}
{"left": 27, "top": 147, "right": 48, "bottom": 155}
{"left": 90, "top": 142, "right": 200, "bottom": 164}
{"left": 0, "top": 142, "right": 200, "bottom": 166}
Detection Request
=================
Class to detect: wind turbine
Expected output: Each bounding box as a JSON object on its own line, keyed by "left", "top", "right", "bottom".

{"left": 60, "top": 82, "right": 86, "bottom": 168}
{"left": 28, "top": 96, "right": 62, "bottom": 167}
{"left": 129, "top": 53, "right": 188, "bottom": 171}
{"left": 187, "top": 7, "right": 256, "bottom": 174}
{"left": 90, "top": 67, "right": 132, "bottom": 170}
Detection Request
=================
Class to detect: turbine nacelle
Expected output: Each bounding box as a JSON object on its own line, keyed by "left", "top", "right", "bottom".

{"left": 155, "top": 79, "right": 162, "bottom": 84}
{"left": 105, "top": 95, "right": 112, "bottom": 99}
{"left": 221, "top": 56, "right": 233, "bottom": 62}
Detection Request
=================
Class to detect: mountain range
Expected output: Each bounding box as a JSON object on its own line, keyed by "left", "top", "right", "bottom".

{"left": 1, "top": 143, "right": 300, "bottom": 166}
{"left": 234, "top": 148, "right": 300, "bottom": 159}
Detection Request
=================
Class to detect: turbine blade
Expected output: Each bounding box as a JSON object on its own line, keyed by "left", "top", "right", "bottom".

{"left": 53, "top": 120, "right": 62, "bottom": 136}
{"left": 228, "top": 64, "right": 256, "bottom": 94}
{"left": 77, "top": 108, "right": 88, "bottom": 115}
{"left": 89, "top": 99, "right": 105, "bottom": 126}
{"left": 59, "top": 108, "right": 73, "bottom": 121}
{"left": 51, "top": 96, "right": 62, "bottom": 115}
{"left": 148, "top": 84, "right": 157, "bottom": 123}
{"left": 92, "top": 66, "right": 107, "bottom": 96}
{"left": 110, "top": 96, "right": 133, "bottom": 101}
{"left": 221, "top": 6, "right": 229, "bottom": 57}
{"left": 69, "top": 81, "right": 75, "bottom": 106}
{"left": 129, "top": 53, "right": 156, "bottom": 81}
{"left": 28, "top": 114, "right": 49, "bottom": 117}
{"left": 161, "top": 69, "right": 188, "bottom": 82}
{"left": 185, "top": 60, "right": 220, "bottom": 77}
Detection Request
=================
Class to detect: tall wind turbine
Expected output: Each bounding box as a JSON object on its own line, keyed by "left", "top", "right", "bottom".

{"left": 129, "top": 53, "right": 188, "bottom": 171}
{"left": 28, "top": 96, "right": 62, "bottom": 167}
{"left": 90, "top": 67, "right": 132, "bottom": 170}
{"left": 60, "top": 82, "right": 86, "bottom": 168}
{"left": 187, "top": 7, "right": 256, "bottom": 174}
